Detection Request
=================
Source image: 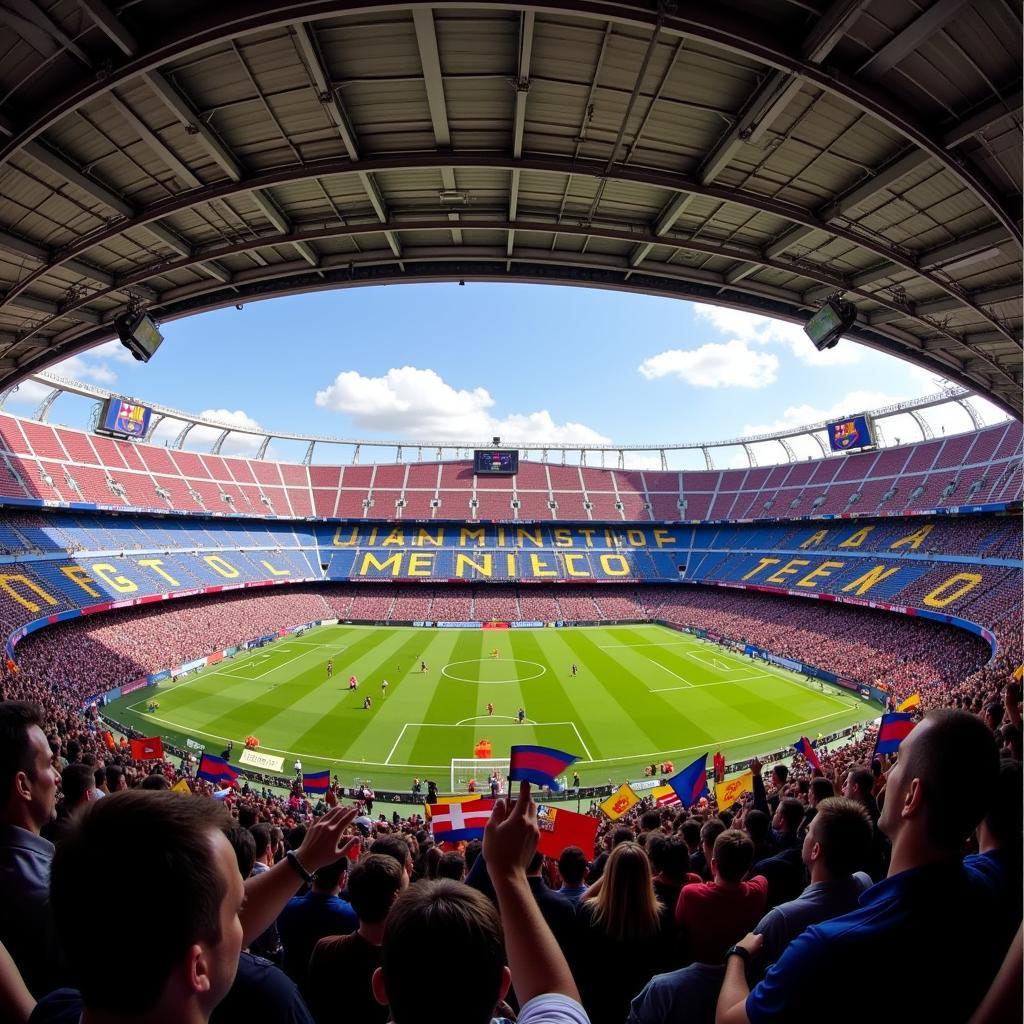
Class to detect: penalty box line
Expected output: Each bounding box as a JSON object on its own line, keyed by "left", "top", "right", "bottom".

{"left": 384, "top": 720, "right": 593, "bottom": 765}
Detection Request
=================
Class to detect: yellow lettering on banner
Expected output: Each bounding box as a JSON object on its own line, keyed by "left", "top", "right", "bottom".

{"left": 138, "top": 559, "right": 180, "bottom": 587}
{"left": 496, "top": 527, "right": 507, "bottom": 548}
{"left": 796, "top": 561, "right": 845, "bottom": 588}
{"left": 517, "top": 527, "right": 543, "bottom": 548}
{"left": 61, "top": 565, "right": 100, "bottom": 598}
{"left": 260, "top": 560, "right": 290, "bottom": 577}
{"left": 890, "top": 524, "right": 934, "bottom": 551}
{"left": 358, "top": 552, "right": 402, "bottom": 576}
{"left": 381, "top": 528, "right": 405, "bottom": 547}
{"left": 460, "top": 527, "right": 486, "bottom": 548}
{"left": 415, "top": 529, "right": 443, "bottom": 547}
{"left": 203, "top": 556, "right": 240, "bottom": 579}
{"left": 922, "top": 573, "right": 982, "bottom": 608}
{"left": 529, "top": 553, "right": 557, "bottom": 577}
{"left": 840, "top": 564, "right": 898, "bottom": 596}
{"left": 579, "top": 529, "right": 595, "bottom": 548}
{"left": 599, "top": 554, "right": 630, "bottom": 576}
{"left": 603, "top": 529, "right": 614, "bottom": 548}
{"left": 332, "top": 527, "right": 359, "bottom": 547}
{"left": 553, "top": 528, "right": 573, "bottom": 548}
{"left": 456, "top": 553, "right": 492, "bottom": 578}
{"left": 407, "top": 553, "right": 434, "bottom": 577}
{"left": 91, "top": 563, "right": 138, "bottom": 594}
{"left": 366, "top": 528, "right": 379, "bottom": 546}
{"left": 799, "top": 530, "right": 828, "bottom": 549}
{"left": 563, "top": 553, "right": 591, "bottom": 578}
{"left": 741, "top": 557, "right": 780, "bottom": 581}
{"left": 626, "top": 529, "right": 646, "bottom": 547}
{"left": 765, "top": 558, "right": 811, "bottom": 585}
{"left": 839, "top": 527, "right": 874, "bottom": 548}
{"left": 0, "top": 574, "right": 58, "bottom": 612}
{"left": 506, "top": 553, "right": 516, "bottom": 577}
{"left": 653, "top": 529, "right": 677, "bottom": 548}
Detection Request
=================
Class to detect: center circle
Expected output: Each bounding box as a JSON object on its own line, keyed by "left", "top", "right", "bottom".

{"left": 441, "top": 659, "right": 547, "bottom": 684}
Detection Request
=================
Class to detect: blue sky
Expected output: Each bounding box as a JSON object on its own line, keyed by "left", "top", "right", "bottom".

{"left": 7, "top": 283, "right": 1003, "bottom": 467}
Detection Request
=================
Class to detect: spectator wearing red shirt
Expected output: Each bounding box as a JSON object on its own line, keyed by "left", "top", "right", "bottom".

{"left": 675, "top": 829, "right": 767, "bottom": 964}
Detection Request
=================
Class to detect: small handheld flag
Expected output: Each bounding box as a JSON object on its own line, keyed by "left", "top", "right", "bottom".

{"left": 428, "top": 799, "right": 495, "bottom": 842}
{"left": 197, "top": 753, "right": 238, "bottom": 784}
{"left": 130, "top": 736, "right": 164, "bottom": 761}
{"left": 793, "top": 736, "right": 822, "bottom": 772}
{"left": 715, "top": 770, "right": 754, "bottom": 808}
{"left": 508, "top": 745, "right": 578, "bottom": 791}
{"left": 536, "top": 804, "right": 599, "bottom": 859}
{"left": 896, "top": 693, "right": 921, "bottom": 713}
{"left": 666, "top": 753, "right": 709, "bottom": 806}
{"left": 599, "top": 783, "right": 639, "bottom": 821}
{"left": 303, "top": 770, "right": 331, "bottom": 794}
{"left": 651, "top": 784, "right": 681, "bottom": 808}
{"left": 874, "top": 712, "right": 916, "bottom": 755}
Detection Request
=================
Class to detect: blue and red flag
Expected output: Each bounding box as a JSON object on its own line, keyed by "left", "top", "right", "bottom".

{"left": 794, "top": 736, "right": 822, "bottom": 772}
{"left": 197, "top": 753, "right": 238, "bottom": 784}
{"left": 303, "top": 770, "right": 331, "bottom": 794}
{"left": 508, "top": 745, "right": 578, "bottom": 791}
{"left": 875, "top": 712, "right": 916, "bottom": 755}
{"left": 666, "top": 753, "right": 709, "bottom": 805}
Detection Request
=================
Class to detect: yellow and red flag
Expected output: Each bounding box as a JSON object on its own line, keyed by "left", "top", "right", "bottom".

{"left": 897, "top": 692, "right": 921, "bottom": 713}
{"left": 599, "top": 782, "right": 639, "bottom": 821}
{"left": 715, "top": 770, "right": 754, "bottom": 808}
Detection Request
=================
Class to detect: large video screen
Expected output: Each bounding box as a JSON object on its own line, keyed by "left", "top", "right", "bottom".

{"left": 474, "top": 450, "right": 518, "bottom": 475}
{"left": 827, "top": 414, "right": 873, "bottom": 452}
{"left": 99, "top": 398, "right": 152, "bottom": 439}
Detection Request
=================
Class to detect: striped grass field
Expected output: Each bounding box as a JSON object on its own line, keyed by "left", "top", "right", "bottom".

{"left": 105, "top": 623, "right": 872, "bottom": 788}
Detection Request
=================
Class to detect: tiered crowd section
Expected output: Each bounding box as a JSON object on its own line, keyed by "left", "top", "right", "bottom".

{"left": 0, "top": 412, "right": 1019, "bottom": 521}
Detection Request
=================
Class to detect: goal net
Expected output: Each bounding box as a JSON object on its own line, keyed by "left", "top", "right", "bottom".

{"left": 450, "top": 758, "right": 510, "bottom": 794}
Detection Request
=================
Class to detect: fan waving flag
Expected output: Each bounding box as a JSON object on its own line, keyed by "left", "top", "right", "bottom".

{"left": 793, "top": 736, "right": 822, "bottom": 772}
{"left": 303, "top": 770, "right": 331, "bottom": 794}
{"left": 599, "top": 783, "right": 639, "bottom": 821}
{"left": 536, "top": 804, "right": 599, "bottom": 860}
{"left": 429, "top": 799, "right": 495, "bottom": 843}
{"left": 874, "top": 712, "right": 916, "bottom": 755}
{"left": 508, "top": 745, "right": 578, "bottom": 791}
{"left": 130, "top": 736, "right": 164, "bottom": 761}
{"left": 666, "top": 753, "right": 709, "bottom": 806}
{"left": 197, "top": 753, "right": 238, "bottom": 784}
{"left": 897, "top": 693, "right": 921, "bottom": 713}
{"left": 651, "top": 784, "right": 681, "bottom": 808}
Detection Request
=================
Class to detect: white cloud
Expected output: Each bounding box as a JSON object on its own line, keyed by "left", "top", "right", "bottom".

{"left": 638, "top": 340, "right": 778, "bottom": 389}
{"left": 742, "top": 389, "right": 901, "bottom": 437}
{"left": 148, "top": 408, "right": 263, "bottom": 455}
{"left": 3, "top": 379, "right": 56, "bottom": 407}
{"left": 315, "top": 366, "right": 609, "bottom": 444}
{"left": 694, "top": 304, "right": 864, "bottom": 367}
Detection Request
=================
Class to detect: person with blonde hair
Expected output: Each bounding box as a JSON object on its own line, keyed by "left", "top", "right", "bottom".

{"left": 575, "top": 841, "right": 671, "bottom": 1024}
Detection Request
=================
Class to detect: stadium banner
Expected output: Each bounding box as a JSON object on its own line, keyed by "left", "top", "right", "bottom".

{"left": 185, "top": 737, "right": 205, "bottom": 752}
{"left": 858, "top": 686, "right": 872, "bottom": 700}
{"left": 148, "top": 669, "right": 171, "bottom": 684}
{"left": 435, "top": 621, "right": 482, "bottom": 629}
{"left": 482, "top": 621, "right": 511, "bottom": 629}
{"left": 239, "top": 749, "right": 285, "bottom": 772}
{"left": 766, "top": 653, "right": 803, "bottom": 673}
{"left": 321, "top": 618, "right": 339, "bottom": 626}
{"left": 511, "top": 621, "right": 545, "bottom": 628}
{"left": 207, "top": 651, "right": 224, "bottom": 665}
{"left": 628, "top": 778, "right": 662, "bottom": 792}
{"left": 120, "top": 677, "right": 149, "bottom": 697}
{"left": 177, "top": 657, "right": 207, "bottom": 675}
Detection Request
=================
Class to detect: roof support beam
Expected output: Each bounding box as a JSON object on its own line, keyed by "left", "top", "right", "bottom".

{"left": 22, "top": 140, "right": 133, "bottom": 218}
{"left": 2, "top": 0, "right": 92, "bottom": 64}
{"left": 942, "top": 88, "right": 1023, "bottom": 149}
{"left": 858, "top": 0, "right": 974, "bottom": 82}
{"left": 0, "top": 229, "right": 47, "bottom": 261}
{"left": 801, "top": 0, "right": 874, "bottom": 62}
{"left": 818, "top": 149, "right": 930, "bottom": 222}
{"left": 765, "top": 224, "right": 815, "bottom": 259}
{"left": 918, "top": 225, "right": 1014, "bottom": 270}
{"left": 76, "top": 0, "right": 138, "bottom": 56}
{"left": 107, "top": 91, "right": 201, "bottom": 189}
{"left": 508, "top": 11, "right": 534, "bottom": 259}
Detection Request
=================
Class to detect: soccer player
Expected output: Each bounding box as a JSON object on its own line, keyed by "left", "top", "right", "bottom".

{"left": 487, "top": 702, "right": 494, "bottom": 716}
{"left": 349, "top": 675, "right": 358, "bottom": 691}
{"left": 491, "top": 647, "right": 499, "bottom": 659}
{"left": 363, "top": 696, "right": 372, "bottom": 710}
{"left": 517, "top": 707, "right": 526, "bottom": 724}
{"left": 571, "top": 664, "right": 578, "bottom": 677}
{"left": 420, "top": 660, "right": 427, "bottom": 673}
{"left": 381, "top": 680, "right": 389, "bottom": 698}
{"left": 327, "top": 659, "right": 333, "bottom": 678}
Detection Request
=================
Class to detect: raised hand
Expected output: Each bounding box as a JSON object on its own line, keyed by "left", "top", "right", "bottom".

{"left": 483, "top": 780, "right": 539, "bottom": 879}
{"left": 296, "top": 804, "right": 359, "bottom": 872}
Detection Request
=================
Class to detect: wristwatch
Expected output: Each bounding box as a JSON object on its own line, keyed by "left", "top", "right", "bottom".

{"left": 286, "top": 849, "right": 313, "bottom": 884}
{"left": 723, "top": 944, "right": 752, "bottom": 966}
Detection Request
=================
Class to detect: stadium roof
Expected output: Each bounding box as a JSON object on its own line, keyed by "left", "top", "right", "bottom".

{"left": 0, "top": 1, "right": 1021, "bottom": 414}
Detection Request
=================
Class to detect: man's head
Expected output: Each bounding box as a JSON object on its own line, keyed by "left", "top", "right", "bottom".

{"left": 370, "top": 834, "right": 414, "bottom": 878}
{"left": 808, "top": 777, "right": 835, "bottom": 807}
{"left": 700, "top": 818, "right": 726, "bottom": 865}
{"left": 60, "top": 763, "right": 98, "bottom": 812}
{"left": 680, "top": 818, "right": 702, "bottom": 851}
{"left": 50, "top": 791, "right": 241, "bottom": 1019}
{"left": 0, "top": 700, "right": 60, "bottom": 832}
{"left": 743, "top": 808, "right": 770, "bottom": 845}
{"left": 221, "top": 824, "right": 257, "bottom": 880}
{"left": 802, "top": 797, "right": 873, "bottom": 878}
{"left": 773, "top": 797, "right": 805, "bottom": 836}
{"left": 436, "top": 851, "right": 465, "bottom": 881}
{"left": 374, "top": 880, "right": 509, "bottom": 1024}
{"left": 349, "top": 853, "right": 407, "bottom": 924}
{"left": 249, "top": 823, "right": 273, "bottom": 867}
{"left": 639, "top": 810, "right": 661, "bottom": 833}
{"left": 105, "top": 764, "right": 126, "bottom": 792}
{"left": 770, "top": 764, "right": 789, "bottom": 790}
{"left": 983, "top": 702, "right": 1004, "bottom": 732}
{"left": 878, "top": 710, "right": 1000, "bottom": 853}
{"left": 843, "top": 765, "right": 874, "bottom": 803}
{"left": 976, "top": 758, "right": 1022, "bottom": 853}
{"left": 711, "top": 829, "right": 755, "bottom": 884}
{"left": 313, "top": 856, "right": 349, "bottom": 894}
{"left": 558, "top": 846, "right": 588, "bottom": 887}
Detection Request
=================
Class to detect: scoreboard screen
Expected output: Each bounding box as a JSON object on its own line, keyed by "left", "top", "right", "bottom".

{"left": 98, "top": 397, "right": 152, "bottom": 439}
{"left": 474, "top": 450, "right": 518, "bottom": 475}
{"left": 826, "top": 414, "right": 874, "bottom": 452}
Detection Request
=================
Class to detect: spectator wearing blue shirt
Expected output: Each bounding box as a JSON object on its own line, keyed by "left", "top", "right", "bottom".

{"left": 557, "top": 846, "right": 589, "bottom": 906}
{"left": 278, "top": 855, "right": 357, "bottom": 984}
{"left": 717, "top": 710, "right": 1006, "bottom": 1024}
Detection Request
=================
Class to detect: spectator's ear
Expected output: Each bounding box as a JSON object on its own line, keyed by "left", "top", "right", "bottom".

{"left": 371, "top": 967, "right": 388, "bottom": 1007}
{"left": 497, "top": 965, "right": 512, "bottom": 1004}
{"left": 900, "top": 776, "right": 924, "bottom": 822}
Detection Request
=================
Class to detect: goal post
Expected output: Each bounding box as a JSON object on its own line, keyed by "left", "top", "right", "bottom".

{"left": 450, "top": 758, "right": 510, "bottom": 794}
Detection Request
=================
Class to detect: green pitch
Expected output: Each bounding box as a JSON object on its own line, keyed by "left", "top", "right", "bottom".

{"left": 105, "top": 623, "right": 874, "bottom": 789}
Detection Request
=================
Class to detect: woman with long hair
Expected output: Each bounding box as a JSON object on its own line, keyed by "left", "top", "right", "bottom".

{"left": 576, "top": 841, "right": 673, "bottom": 1024}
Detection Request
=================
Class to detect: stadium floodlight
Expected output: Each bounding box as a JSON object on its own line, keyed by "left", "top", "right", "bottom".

{"left": 438, "top": 189, "right": 469, "bottom": 205}
{"left": 115, "top": 311, "right": 164, "bottom": 363}
{"left": 804, "top": 297, "right": 857, "bottom": 352}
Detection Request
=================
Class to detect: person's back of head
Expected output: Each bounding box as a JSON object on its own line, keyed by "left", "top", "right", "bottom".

{"left": 222, "top": 824, "right": 257, "bottom": 880}
{"left": 809, "top": 777, "right": 835, "bottom": 806}
{"left": 977, "top": 759, "right": 1022, "bottom": 852}
{"left": 314, "top": 855, "right": 349, "bottom": 893}
{"left": 586, "top": 841, "right": 661, "bottom": 942}
{"left": 423, "top": 844, "right": 442, "bottom": 879}
{"left": 680, "top": 818, "right": 702, "bottom": 850}
{"left": 376, "top": 880, "right": 507, "bottom": 1024}
{"left": 237, "top": 804, "right": 257, "bottom": 829}
{"left": 349, "top": 853, "right": 406, "bottom": 925}
{"left": 141, "top": 772, "right": 170, "bottom": 790}
{"left": 371, "top": 833, "right": 412, "bottom": 876}
{"left": 50, "top": 791, "right": 239, "bottom": 1019}
{"left": 464, "top": 838, "right": 482, "bottom": 872}
{"left": 880, "top": 709, "right": 1000, "bottom": 853}
{"left": 105, "top": 764, "right": 125, "bottom": 792}
{"left": 612, "top": 826, "right": 633, "bottom": 847}
{"left": 806, "top": 797, "right": 873, "bottom": 877}
{"left": 744, "top": 809, "right": 770, "bottom": 844}
{"left": 777, "top": 797, "right": 804, "bottom": 835}
{"left": 700, "top": 818, "right": 726, "bottom": 858}
{"left": 558, "top": 846, "right": 587, "bottom": 887}
{"left": 712, "top": 829, "right": 755, "bottom": 884}
{"left": 639, "top": 810, "right": 660, "bottom": 832}
{"left": 436, "top": 851, "right": 465, "bottom": 881}
{"left": 59, "top": 763, "right": 95, "bottom": 810}
{"left": 249, "top": 823, "right": 272, "bottom": 865}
